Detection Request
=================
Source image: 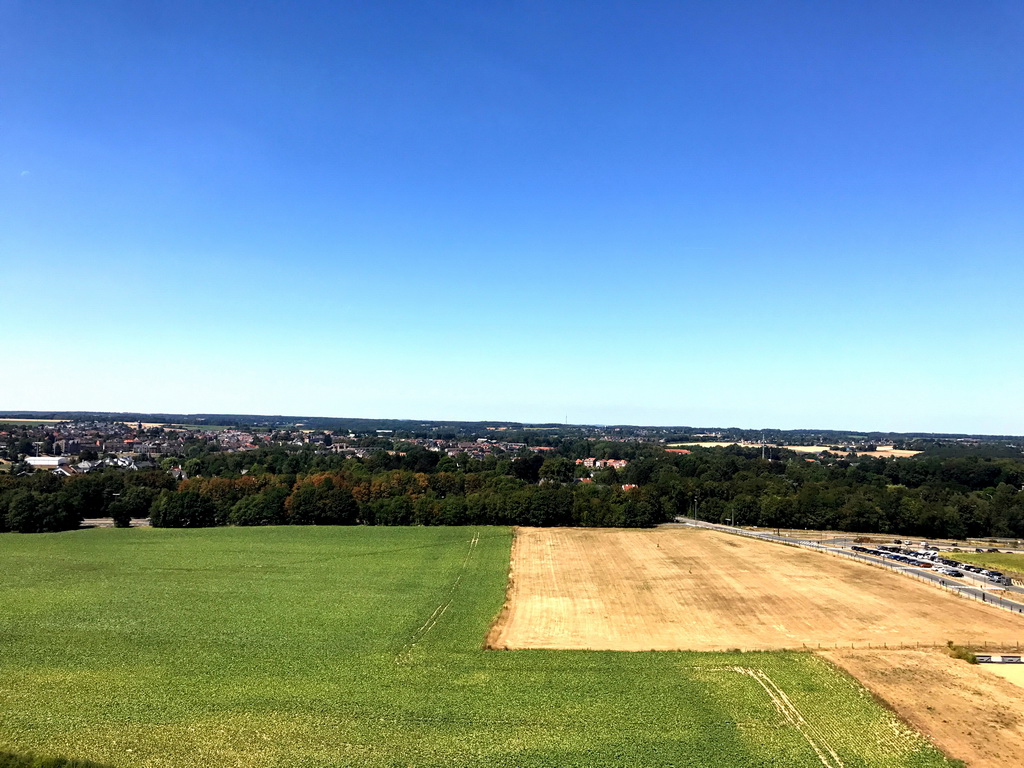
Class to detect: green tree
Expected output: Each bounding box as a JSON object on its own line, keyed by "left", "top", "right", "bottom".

{"left": 108, "top": 486, "right": 156, "bottom": 527}
{"left": 286, "top": 479, "right": 360, "bottom": 525}
{"left": 539, "top": 457, "right": 574, "bottom": 484}
{"left": 150, "top": 490, "right": 216, "bottom": 528}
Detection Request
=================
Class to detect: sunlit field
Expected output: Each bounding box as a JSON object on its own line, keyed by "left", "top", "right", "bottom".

{"left": 0, "top": 527, "right": 956, "bottom": 767}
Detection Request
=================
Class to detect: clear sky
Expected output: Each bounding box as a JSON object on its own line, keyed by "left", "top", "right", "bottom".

{"left": 2, "top": 1, "right": 1022, "bottom": 433}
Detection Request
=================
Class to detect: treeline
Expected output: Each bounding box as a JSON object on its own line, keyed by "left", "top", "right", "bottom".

{"left": 0, "top": 470, "right": 175, "bottom": 533}
{"left": 682, "top": 450, "right": 1024, "bottom": 539}
{"left": 3, "top": 443, "right": 1024, "bottom": 539}
{"left": 151, "top": 470, "right": 658, "bottom": 528}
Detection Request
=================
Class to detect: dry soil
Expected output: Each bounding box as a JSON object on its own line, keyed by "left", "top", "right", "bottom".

{"left": 823, "top": 650, "right": 1024, "bottom": 768}
{"left": 486, "top": 526, "right": 1024, "bottom": 651}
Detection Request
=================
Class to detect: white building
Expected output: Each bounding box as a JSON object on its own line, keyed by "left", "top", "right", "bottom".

{"left": 26, "top": 456, "right": 69, "bottom": 469}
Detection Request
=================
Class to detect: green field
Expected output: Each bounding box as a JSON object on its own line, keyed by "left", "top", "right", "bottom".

{"left": 954, "top": 551, "right": 1024, "bottom": 580}
{"left": 0, "top": 527, "right": 957, "bottom": 768}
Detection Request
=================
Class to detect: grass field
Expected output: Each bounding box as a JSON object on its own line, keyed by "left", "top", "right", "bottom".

{"left": 952, "top": 551, "right": 1024, "bottom": 580}
{"left": 0, "top": 527, "right": 958, "bottom": 767}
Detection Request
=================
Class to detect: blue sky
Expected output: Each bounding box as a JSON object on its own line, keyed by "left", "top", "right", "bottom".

{"left": 2, "top": 1, "right": 1022, "bottom": 433}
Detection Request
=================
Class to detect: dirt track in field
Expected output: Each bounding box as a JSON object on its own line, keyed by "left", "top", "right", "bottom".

{"left": 823, "top": 650, "right": 1024, "bottom": 768}
{"left": 486, "top": 527, "right": 1024, "bottom": 651}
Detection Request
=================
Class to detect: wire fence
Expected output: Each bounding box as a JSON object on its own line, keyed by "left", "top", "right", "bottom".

{"left": 794, "top": 640, "right": 1024, "bottom": 652}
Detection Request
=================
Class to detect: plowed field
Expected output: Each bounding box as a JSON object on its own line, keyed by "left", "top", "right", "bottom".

{"left": 487, "top": 526, "right": 1024, "bottom": 651}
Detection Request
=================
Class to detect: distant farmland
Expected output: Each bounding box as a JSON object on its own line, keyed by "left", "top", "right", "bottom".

{"left": 0, "top": 418, "right": 65, "bottom": 426}
{"left": 669, "top": 441, "right": 922, "bottom": 458}
{"left": 116, "top": 421, "right": 231, "bottom": 431}
{"left": 0, "top": 527, "right": 957, "bottom": 767}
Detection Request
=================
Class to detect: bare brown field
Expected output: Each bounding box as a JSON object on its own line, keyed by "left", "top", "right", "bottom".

{"left": 667, "top": 442, "right": 920, "bottom": 458}
{"left": 780, "top": 444, "right": 921, "bottom": 458}
{"left": 486, "top": 527, "right": 1024, "bottom": 651}
{"left": 823, "top": 650, "right": 1024, "bottom": 768}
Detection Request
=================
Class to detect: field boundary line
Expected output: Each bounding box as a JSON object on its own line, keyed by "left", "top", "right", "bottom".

{"left": 396, "top": 531, "right": 480, "bottom": 663}
{"left": 483, "top": 527, "right": 518, "bottom": 650}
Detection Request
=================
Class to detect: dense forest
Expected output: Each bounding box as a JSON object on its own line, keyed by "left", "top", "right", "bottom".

{"left": 2, "top": 441, "right": 1023, "bottom": 539}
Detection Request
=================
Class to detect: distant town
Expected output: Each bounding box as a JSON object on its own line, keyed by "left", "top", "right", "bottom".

{"left": 2, "top": 411, "right": 1021, "bottom": 479}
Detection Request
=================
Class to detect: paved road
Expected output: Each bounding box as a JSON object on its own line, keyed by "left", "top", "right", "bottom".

{"left": 819, "top": 535, "right": 1024, "bottom": 597}
{"left": 81, "top": 517, "right": 151, "bottom": 528}
{"left": 672, "top": 518, "right": 1024, "bottom": 617}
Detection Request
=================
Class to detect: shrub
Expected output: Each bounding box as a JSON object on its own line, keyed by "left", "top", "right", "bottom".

{"left": 946, "top": 640, "right": 978, "bottom": 664}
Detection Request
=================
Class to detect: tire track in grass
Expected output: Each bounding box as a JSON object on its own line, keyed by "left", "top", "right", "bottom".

{"left": 396, "top": 532, "right": 480, "bottom": 663}
{"left": 706, "top": 666, "right": 844, "bottom": 768}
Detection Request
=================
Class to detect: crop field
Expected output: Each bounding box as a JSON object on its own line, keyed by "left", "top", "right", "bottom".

{"left": 0, "top": 526, "right": 957, "bottom": 767}
{"left": 488, "top": 527, "right": 1024, "bottom": 651}
{"left": 116, "top": 422, "right": 231, "bottom": 431}
{"left": 667, "top": 442, "right": 921, "bottom": 458}
{"left": 952, "top": 551, "right": 1024, "bottom": 580}
{"left": 0, "top": 418, "right": 65, "bottom": 426}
